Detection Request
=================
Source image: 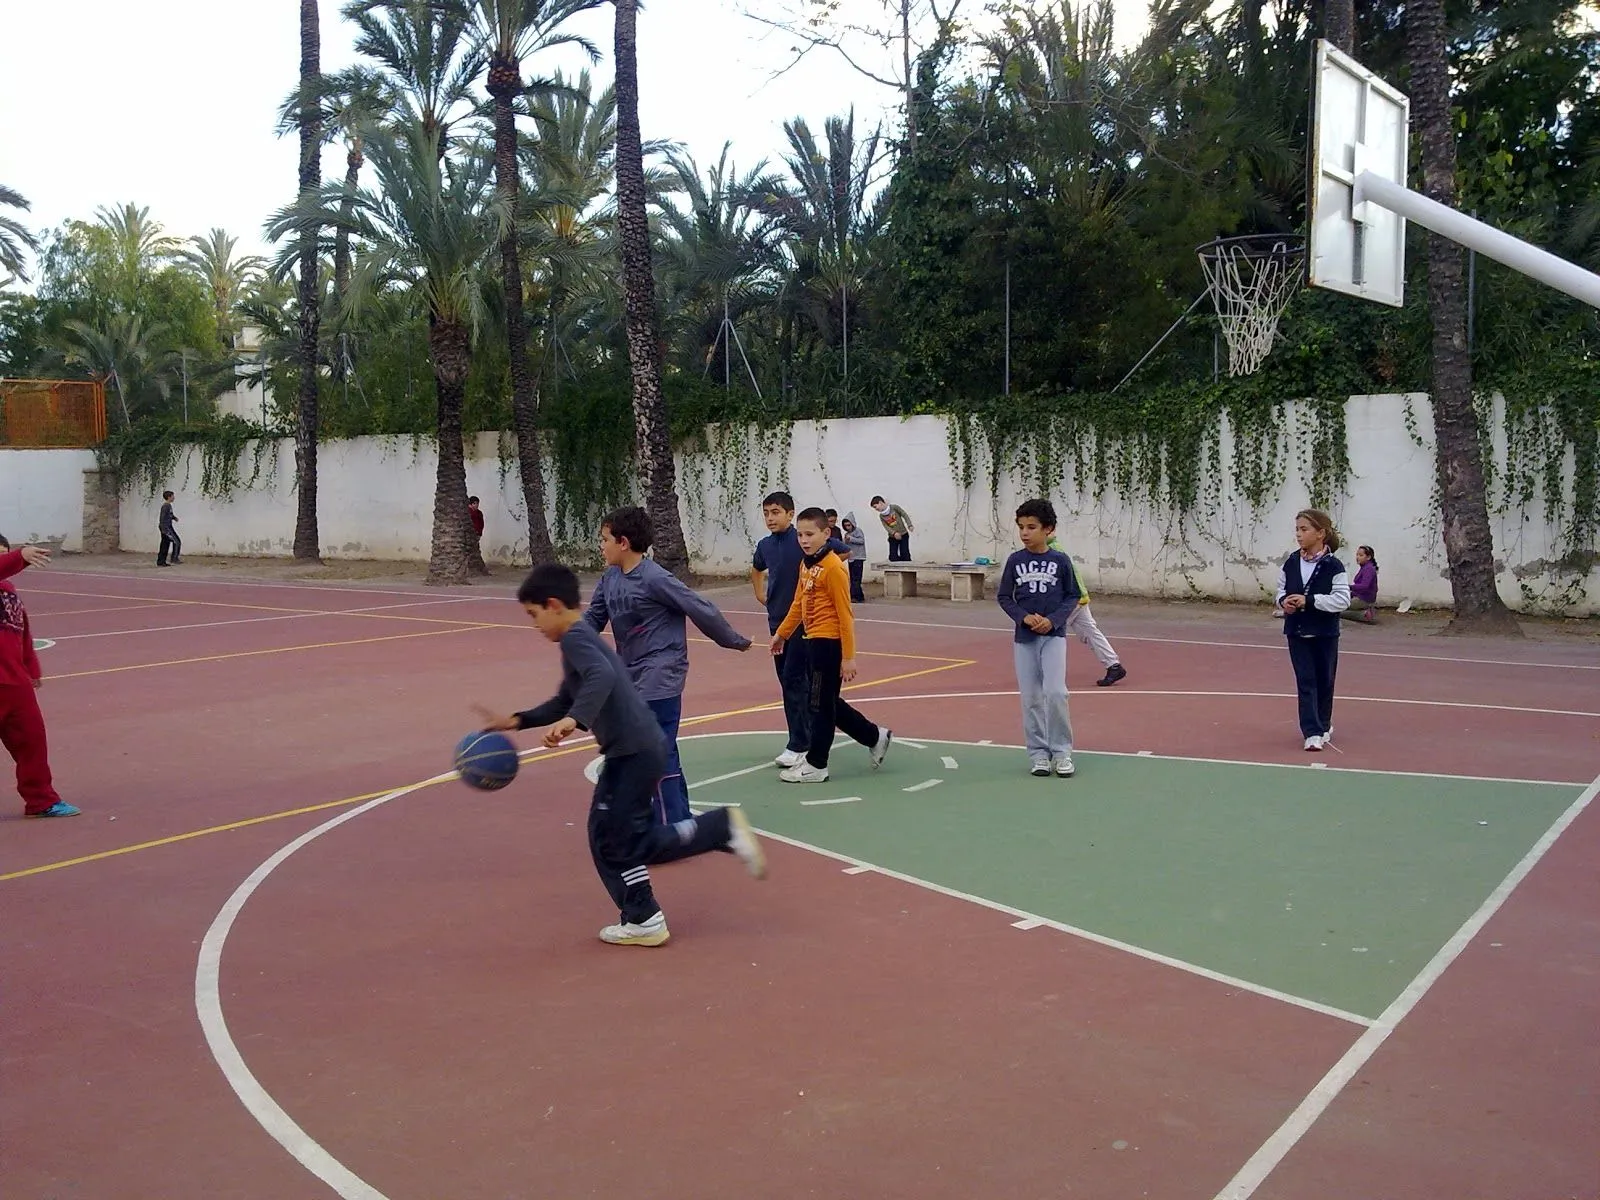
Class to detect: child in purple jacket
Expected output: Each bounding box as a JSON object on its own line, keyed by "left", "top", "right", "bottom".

{"left": 1343, "top": 545, "right": 1379, "bottom": 623}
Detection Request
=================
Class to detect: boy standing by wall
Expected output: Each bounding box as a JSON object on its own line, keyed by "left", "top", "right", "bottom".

{"left": 999, "top": 501, "right": 1081, "bottom": 777}
{"left": 870, "top": 496, "right": 914, "bottom": 562}
{"left": 0, "top": 537, "right": 80, "bottom": 818}
{"left": 468, "top": 496, "right": 485, "bottom": 550}
{"left": 476, "top": 563, "right": 764, "bottom": 948}
{"left": 841, "top": 512, "right": 867, "bottom": 602}
{"left": 769, "top": 507, "right": 892, "bottom": 783}
{"left": 751, "top": 491, "right": 812, "bottom": 768}
{"left": 585, "top": 506, "right": 752, "bottom": 823}
{"left": 157, "top": 490, "right": 181, "bottom": 566}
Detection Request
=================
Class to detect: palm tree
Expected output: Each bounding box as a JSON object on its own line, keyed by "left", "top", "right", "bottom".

{"left": 93, "top": 203, "right": 183, "bottom": 311}
{"left": 181, "top": 230, "right": 267, "bottom": 347}
{"left": 294, "top": 0, "right": 324, "bottom": 562}
{"left": 613, "top": 0, "right": 690, "bottom": 575}
{"left": 1407, "top": 0, "right": 1520, "bottom": 634}
{"left": 270, "top": 121, "right": 507, "bottom": 585}
{"left": 57, "top": 313, "right": 177, "bottom": 428}
{"left": 460, "top": 0, "right": 601, "bottom": 567}
{"left": 0, "top": 185, "right": 41, "bottom": 284}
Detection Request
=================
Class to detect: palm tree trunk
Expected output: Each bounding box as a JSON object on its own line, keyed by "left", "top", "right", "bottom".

{"left": 426, "top": 314, "right": 474, "bottom": 586}
{"left": 487, "top": 54, "right": 557, "bottom": 567}
{"left": 294, "top": 0, "right": 323, "bottom": 563}
{"left": 1407, "top": 0, "right": 1520, "bottom": 635}
{"left": 613, "top": 0, "right": 690, "bottom": 577}
{"left": 1324, "top": 0, "right": 1355, "bottom": 53}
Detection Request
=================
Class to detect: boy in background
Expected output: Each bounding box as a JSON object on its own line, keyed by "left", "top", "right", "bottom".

{"left": 476, "top": 563, "right": 764, "bottom": 948}
{"left": 157, "top": 490, "right": 181, "bottom": 566}
{"left": 751, "top": 491, "right": 812, "bottom": 768}
{"left": 769, "top": 507, "right": 892, "bottom": 783}
{"left": 999, "top": 501, "right": 1080, "bottom": 777}
{"left": 0, "top": 536, "right": 79, "bottom": 817}
{"left": 468, "top": 496, "right": 485, "bottom": 549}
{"left": 1048, "top": 533, "right": 1127, "bottom": 687}
{"left": 584, "top": 506, "right": 752, "bottom": 823}
{"left": 870, "top": 496, "right": 914, "bottom": 562}
{"left": 840, "top": 512, "right": 867, "bottom": 602}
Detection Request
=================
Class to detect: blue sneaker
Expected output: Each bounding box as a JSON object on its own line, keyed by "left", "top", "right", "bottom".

{"left": 26, "top": 801, "right": 81, "bottom": 818}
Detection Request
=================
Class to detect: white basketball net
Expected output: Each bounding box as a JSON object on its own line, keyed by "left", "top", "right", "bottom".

{"left": 1198, "top": 237, "right": 1305, "bottom": 376}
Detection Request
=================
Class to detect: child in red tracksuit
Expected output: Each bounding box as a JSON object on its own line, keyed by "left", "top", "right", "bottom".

{"left": 0, "top": 537, "right": 79, "bottom": 818}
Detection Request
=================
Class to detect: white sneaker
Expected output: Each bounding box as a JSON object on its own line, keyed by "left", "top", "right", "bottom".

{"left": 1323, "top": 727, "right": 1334, "bottom": 743}
{"left": 1052, "top": 755, "right": 1075, "bottom": 778}
{"left": 779, "top": 761, "right": 830, "bottom": 783}
{"left": 1304, "top": 735, "right": 1324, "bottom": 752}
{"left": 598, "top": 911, "right": 670, "bottom": 947}
{"left": 774, "top": 749, "right": 804, "bottom": 769}
{"left": 727, "top": 808, "right": 767, "bottom": 879}
{"left": 1029, "top": 760, "right": 1051, "bottom": 777}
{"left": 583, "top": 755, "right": 605, "bottom": 785}
{"left": 870, "top": 728, "right": 893, "bottom": 769}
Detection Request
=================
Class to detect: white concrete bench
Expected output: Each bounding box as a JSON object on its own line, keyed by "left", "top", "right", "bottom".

{"left": 877, "top": 563, "right": 992, "bottom": 602}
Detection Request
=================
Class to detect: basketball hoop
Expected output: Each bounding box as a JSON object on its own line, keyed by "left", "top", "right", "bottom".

{"left": 1197, "top": 234, "right": 1305, "bottom": 376}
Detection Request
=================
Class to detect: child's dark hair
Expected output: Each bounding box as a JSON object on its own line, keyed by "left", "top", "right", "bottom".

{"left": 0, "top": 533, "right": 9, "bottom": 551}
{"left": 870, "top": 495, "right": 885, "bottom": 505}
{"left": 468, "top": 495, "right": 480, "bottom": 505}
{"left": 1359, "top": 544, "right": 1377, "bottom": 565}
{"left": 825, "top": 508, "right": 838, "bottom": 518}
{"left": 1296, "top": 508, "right": 1342, "bottom": 553}
{"left": 762, "top": 491, "right": 794, "bottom": 512}
{"left": 162, "top": 490, "right": 174, "bottom": 500}
{"left": 1015, "top": 498, "right": 1057, "bottom": 529}
{"left": 602, "top": 505, "right": 653, "bottom": 554}
{"left": 795, "top": 506, "right": 829, "bottom": 527}
{"left": 516, "top": 562, "right": 581, "bottom": 608}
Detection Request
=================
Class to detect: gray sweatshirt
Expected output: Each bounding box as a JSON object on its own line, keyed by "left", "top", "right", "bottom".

{"left": 841, "top": 511, "right": 867, "bottom": 561}
{"left": 515, "top": 621, "right": 665, "bottom": 758}
{"left": 584, "top": 557, "right": 751, "bottom": 701}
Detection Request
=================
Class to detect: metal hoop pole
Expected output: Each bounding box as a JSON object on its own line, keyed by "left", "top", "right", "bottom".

{"left": 1111, "top": 289, "right": 1210, "bottom": 393}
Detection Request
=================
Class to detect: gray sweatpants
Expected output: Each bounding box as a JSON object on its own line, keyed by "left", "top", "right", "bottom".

{"left": 1065, "top": 603, "right": 1119, "bottom": 668}
{"left": 1013, "top": 637, "right": 1074, "bottom": 761}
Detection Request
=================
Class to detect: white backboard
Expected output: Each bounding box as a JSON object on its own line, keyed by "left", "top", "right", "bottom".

{"left": 1308, "top": 40, "right": 1410, "bottom": 307}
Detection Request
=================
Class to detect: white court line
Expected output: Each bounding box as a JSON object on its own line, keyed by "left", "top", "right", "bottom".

{"left": 687, "top": 763, "right": 772, "bottom": 790}
{"left": 33, "top": 601, "right": 179, "bottom": 618}
{"left": 896, "top": 738, "right": 929, "bottom": 749}
{"left": 903, "top": 779, "right": 944, "bottom": 793}
{"left": 941, "top": 756, "right": 959, "bottom": 770}
{"left": 44, "top": 596, "right": 482, "bottom": 641}
{"left": 821, "top": 703, "right": 1590, "bottom": 788}
{"left": 1213, "top": 769, "right": 1600, "bottom": 1200}
{"left": 842, "top": 865, "right": 872, "bottom": 875}
{"left": 53, "top": 570, "right": 505, "bottom": 601}
{"left": 721, "top": 607, "right": 1600, "bottom": 673}
{"left": 800, "top": 796, "right": 863, "bottom": 807}
{"left": 1012, "top": 918, "right": 1046, "bottom": 930}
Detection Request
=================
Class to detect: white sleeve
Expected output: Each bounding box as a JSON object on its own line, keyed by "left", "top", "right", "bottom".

{"left": 1314, "top": 569, "right": 1351, "bottom": 612}
{"left": 1274, "top": 562, "right": 1288, "bottom": 607}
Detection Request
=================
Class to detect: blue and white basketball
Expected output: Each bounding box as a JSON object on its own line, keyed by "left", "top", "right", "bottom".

{"left": 454, "top": 731, "right": 520, "bottom": 791}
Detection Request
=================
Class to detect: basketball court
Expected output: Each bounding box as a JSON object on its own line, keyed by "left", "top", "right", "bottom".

{"left": 2, "top": 558, "right": 1596, "bottom": 1200}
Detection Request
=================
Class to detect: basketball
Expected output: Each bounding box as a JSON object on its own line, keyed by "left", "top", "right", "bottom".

{"left": 454, "top": 731, "right": 520, "bottom": 791}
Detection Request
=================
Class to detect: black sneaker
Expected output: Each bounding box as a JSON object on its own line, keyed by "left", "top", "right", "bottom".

{"left": 1096, "top": 663, "right": 1127, "bottom": 687}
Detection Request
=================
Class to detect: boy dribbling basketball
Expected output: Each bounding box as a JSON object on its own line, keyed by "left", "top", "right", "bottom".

{"left": 475, "top": 563, "right": 764, "bottom": 947}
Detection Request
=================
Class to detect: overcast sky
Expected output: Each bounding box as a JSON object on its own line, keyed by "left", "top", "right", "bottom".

{"left": 0, "top": 0, "right": 1159, "bottom": 271}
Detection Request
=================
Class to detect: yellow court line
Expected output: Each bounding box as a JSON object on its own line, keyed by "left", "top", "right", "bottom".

{"left": 45, "top": 625, "right": 495, "bottom": 680}
{"left": 32, "top": 602, "right": 184, "bottom": 618}
{"left": 2, "top": 657, "right": 977, "bottom": 882}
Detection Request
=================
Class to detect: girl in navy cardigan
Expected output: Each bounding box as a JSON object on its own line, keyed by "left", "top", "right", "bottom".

{"left": 1275, "top": 509, "right": 1351, "bottom": 751}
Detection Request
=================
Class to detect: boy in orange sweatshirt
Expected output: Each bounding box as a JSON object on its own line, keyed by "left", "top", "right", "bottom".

{"left": 768, "top": 508, "right": 893, "bottom": 783}
{"left": 0, "top": 536, "right": 79, "bottom": 817}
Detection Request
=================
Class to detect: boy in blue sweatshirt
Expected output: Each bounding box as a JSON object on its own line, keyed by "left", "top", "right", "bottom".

{"left": 997, "top": 499, "right": 1082, "bottom": 777}
{"left": 584, "top": 506, "right": 752, "bottom": 823}
{"left": 476, "top": 563, "right": 765, "bottom": 948}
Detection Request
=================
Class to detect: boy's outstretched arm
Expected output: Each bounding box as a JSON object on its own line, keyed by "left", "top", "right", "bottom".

{"left": 652, "top": 573, "right": 752, "bottom": 651}
{"left": 473, "top": 681, "right": 572, "bottom": 733}
{"left": 0, "top": 545, "right": 50, "bottom": 581}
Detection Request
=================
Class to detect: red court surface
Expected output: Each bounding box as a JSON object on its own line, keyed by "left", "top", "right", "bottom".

{"left": 3, "top": 560, "right": 1597, "bottom": 1200}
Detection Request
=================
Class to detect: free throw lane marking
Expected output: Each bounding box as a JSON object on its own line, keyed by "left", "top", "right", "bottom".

{"left": 842, "top": 865, "right": 872, "bottom": 875}
{"left": 800, "top": 796, "right": 863, "bottom": 807}
{"left": 1012, "top": 918, "right": 1046, "bottom": 930}
{"left": 902, "top": 779, "right": 944, "bottom": 793}
{"left": 1213, "top": 769, "right": 1600, "bottom": 1199}
{"left": 941, "top": 756, "right": 959, "bottom": 770}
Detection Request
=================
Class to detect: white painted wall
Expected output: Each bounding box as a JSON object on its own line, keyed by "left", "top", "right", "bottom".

{"left": 11, "top": 396, "right": 1597, "bottom": 614}
{"left": 0, "top": 448, "right": 99, "bottom": 549}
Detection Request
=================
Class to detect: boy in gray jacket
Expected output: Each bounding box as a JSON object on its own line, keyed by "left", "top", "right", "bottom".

{"left": 584, "top": 506, "right": 752, "bottom": 823}
{"left": 841, "top": 511, "right": 867, "bottom": 602}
